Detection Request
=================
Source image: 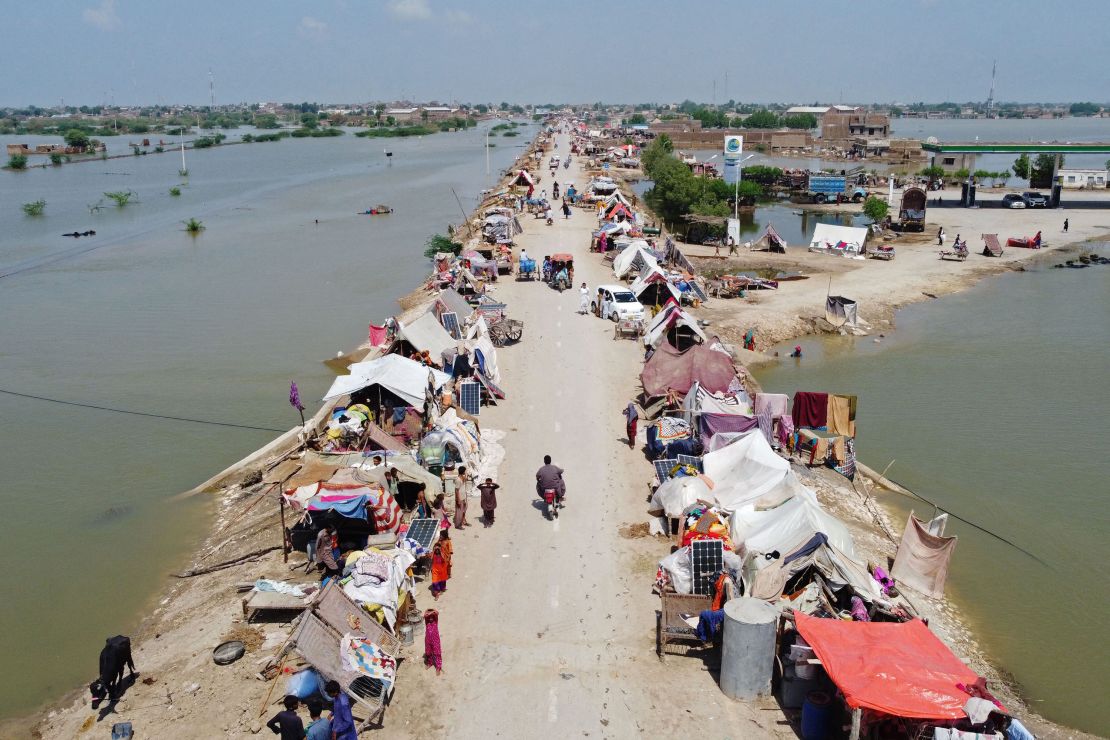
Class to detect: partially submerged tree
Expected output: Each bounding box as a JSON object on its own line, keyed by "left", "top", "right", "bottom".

{"left": 7, "top": 154, "right": 28, "bottom": 170}
{"left": 104, "top": 190, "right": 136, "bottom": 207}
{"left": 423, "top": 233, "right": 462, "bottom": 260}
{"left": 22, "top": 199, "right": 46, "bottom": 216}
{"left": 183, "top": 218, "right": 204, "bottom": 234}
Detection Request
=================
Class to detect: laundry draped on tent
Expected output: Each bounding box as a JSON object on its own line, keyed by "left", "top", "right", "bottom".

{"left": 891, "top": 515, "right": 958, "bottom": 598}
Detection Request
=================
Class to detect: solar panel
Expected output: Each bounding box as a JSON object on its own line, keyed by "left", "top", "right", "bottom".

{"left": 441, "top": 311, "right": 461, "bottom": 340}
{"left": 654, "top": 458, "right": 678, "bottom": 483}
{"left": 677, "top": 454, "right": 703, "bottom": 473}
{"left": 691, "top": 540, "right": 724, "bottom": 596}
{"left": 688, "top": 280, "right": 708, "bottom": 303}
{"left": 459, "top": 381, "right": 481, "bottom": 415}
{"left": 406, "top": 518, "right": 439, "bottom": 550}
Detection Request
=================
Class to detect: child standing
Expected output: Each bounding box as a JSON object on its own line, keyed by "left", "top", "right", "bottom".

{"left": 478, "top": 477, "right": 500, "bottom": 526}
{"left": 423, "top": 609, "right": 443, "bottom": 675}
{"left": 430, "top": 530, "right": 452, "bottom": 600}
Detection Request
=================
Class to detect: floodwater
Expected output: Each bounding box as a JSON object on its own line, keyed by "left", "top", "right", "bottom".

{"left": 0, "top": 122, "right": 524, "bottom": 717}
{"left": 756, "top": 264, "right": 1110, "bottom": 735}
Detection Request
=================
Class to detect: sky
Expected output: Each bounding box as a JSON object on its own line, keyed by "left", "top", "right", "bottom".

{"left": 2, "top": 0, "right": 1108, "bottom": 107}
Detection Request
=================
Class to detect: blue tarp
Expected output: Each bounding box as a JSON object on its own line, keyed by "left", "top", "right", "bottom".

{"left": 307, "top": 494, "right": 369, "bottom": 520}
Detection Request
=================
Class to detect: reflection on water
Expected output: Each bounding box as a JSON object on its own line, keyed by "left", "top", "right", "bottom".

{"left": 756, "top": 265, "right": 1110, "bottom": 735}
{"left": 0, "top": 123, "right": 523, "bottom": 717}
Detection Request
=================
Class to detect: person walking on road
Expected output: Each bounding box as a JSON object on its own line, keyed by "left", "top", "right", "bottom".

{"left": 562, "top": 200, "right": 572, "bottom": 219}
{"left": 937, "top": 227, "right": 945, "bottom": 246}
{"left": 1063, "top": 218, "right": 1069, "bottom": 232}
{"left": 578, "top": 282, "right": 590, "bottom": 314}
{"left": 622, "top": 402, "right": 639, "bottom": 449}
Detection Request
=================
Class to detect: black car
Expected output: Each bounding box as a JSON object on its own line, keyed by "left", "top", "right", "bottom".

{"left": 1022, "top": 191, "right": 1048, "bottom": 208}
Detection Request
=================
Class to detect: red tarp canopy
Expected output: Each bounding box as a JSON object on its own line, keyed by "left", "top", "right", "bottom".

{"left": 641, "top": 341, "right": 735, "bottom": 397}
{"left": 794, "top": 612, "right": 983, "bottom": 720}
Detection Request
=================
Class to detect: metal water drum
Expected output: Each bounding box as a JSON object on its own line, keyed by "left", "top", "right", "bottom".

{"left": 801, "top": 690, "right": 832, "bottom": 739}
{"left": 719, "top": 597, "right": 779, "bottom": 700}
{"left": 399, "top": 624, "right": 414, "bottom": 646}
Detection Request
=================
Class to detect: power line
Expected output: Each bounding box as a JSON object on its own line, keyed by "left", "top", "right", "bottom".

{"left": 0, "top": 387, "right": 287, "bottom": 433}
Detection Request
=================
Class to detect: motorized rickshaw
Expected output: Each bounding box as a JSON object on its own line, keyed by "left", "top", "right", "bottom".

{"left": 548, "top": 253, "right": 574, "bottom": 292}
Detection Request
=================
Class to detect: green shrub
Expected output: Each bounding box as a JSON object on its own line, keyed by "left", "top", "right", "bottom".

{"left": 22, "top": 199, "right": 46, "bottom": 215}
{"left": 169, "top": 186, "right": 181, "bottom": 196}
{"left": 7, "top": 154, "right": 28, "bottom": 169}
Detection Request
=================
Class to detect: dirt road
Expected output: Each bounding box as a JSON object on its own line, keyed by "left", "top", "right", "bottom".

{"left": 388, "top": 132, "right": 791, "bottom": 738}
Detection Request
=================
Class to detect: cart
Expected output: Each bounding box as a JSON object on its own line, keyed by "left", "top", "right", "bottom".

{"left": 613, "top": 317, "right": 645, "bottom": 340}
{"left": 518, "top": 257, "right": 537, "bottom": 281}
{"left": 488, "top": 318, "right": 524, "bottom": 346}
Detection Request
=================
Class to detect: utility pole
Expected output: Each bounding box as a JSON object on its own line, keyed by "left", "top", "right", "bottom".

{"left": 209, "top": 68, "right": 215, "bottom": 108}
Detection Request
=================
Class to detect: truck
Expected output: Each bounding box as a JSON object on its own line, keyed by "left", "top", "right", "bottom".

{"left": 800, "top": 174, "right": 868, "bottom": 204}
{"left": 898, "top": 187, "right": 927, "bottom": 232}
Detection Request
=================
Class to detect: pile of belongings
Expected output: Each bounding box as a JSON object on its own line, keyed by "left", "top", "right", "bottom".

{"left": 324, "top": 404, "right": 374, "bottom": 451}
{"left": 340, "top": 548, "right": 417, "bottom": 629}
{"left": 481, "top": 211, "right": 521, "bottom": 244}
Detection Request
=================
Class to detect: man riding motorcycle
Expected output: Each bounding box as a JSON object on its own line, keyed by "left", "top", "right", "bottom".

{"left": 536, "top": 455, "right": 565, "bottom": 518}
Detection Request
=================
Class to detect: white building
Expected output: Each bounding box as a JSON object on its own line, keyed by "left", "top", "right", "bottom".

{"left": 1055, "top": 168, "right": 1107, "bottom": 189}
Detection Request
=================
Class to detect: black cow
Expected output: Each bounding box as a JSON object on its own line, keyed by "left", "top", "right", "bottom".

{"left": 98, "top": 635, "right": 136, "bottom": 701}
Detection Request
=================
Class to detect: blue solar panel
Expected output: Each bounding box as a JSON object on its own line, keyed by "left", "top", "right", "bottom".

{"left": 688, "top": 280, "right": 708, "bottom": 303}
{"left": 441, "top": 312, "right": 461, "bottom": 340}
{"left": 677, "top": 454, "right": 703, "bottom": 473}
{"left": 654, "top": 458, "right": 678, "bottom": 483}
{"left": 459, "top": 381, "right": 481, "bottom": 415}
{"left": 406, "top": 518, "right": 439, "bottom": 550}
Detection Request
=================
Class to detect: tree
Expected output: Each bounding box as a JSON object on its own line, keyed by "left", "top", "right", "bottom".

{"left": 953, "top": 168, "right": 970, "bottom": 181}
{"left": 1012, "top": 153, "right": 1031, "bottom": 180}
{"left": 627, "top": 113, "right": 647, "bottom": 125}
{"left": 254, "top": 114, "right": 279, "bottom": 129}
{"left": 300, "top": 112, "right": 318, "bottom": 129}
{"left": 862, "top": 195, "right": 889, "bottom": 223}
{"left": 22, "top": 199, "right": 46, "bottom": 215}
{"left": 1030, "top": 153, "right": 1061, "bottom": 188}
{"left": 420, "top": 109, "right": 429, "bottom": 123}
{"left": 742, "top": 165, "right": 783, "bottom": 185}
{"left": 423, "top": 233, "right": 462, "bottom": 259}
{"left": 655, "top": 133, "right": 673, "bottom": 153}
{"left": 781, "top": 113, "right": 818, "bottom": 130}
{"left": 919, "top": 165, "right": 944, "bottom": 182}
{"left": 1069, "top": 102, "right": 1099, "bottom": 116}
{"left": 183, "top": 218, "right": 204, "bottom": 234}
{"left": 973, "top": 169, "right": 992, "bottom": 182}
{"left": 7, "top": 154, "right": 27, "bottom": 170}
{"left": 63, "top": 128, "right": 90, "bottom": 151}
{"left": 744, "top": 110, "right": 780, "bottom": 129}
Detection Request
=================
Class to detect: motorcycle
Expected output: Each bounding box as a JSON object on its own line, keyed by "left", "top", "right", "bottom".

{"left": 542, "top": 488, "right": 561, "bottom": 519}
{"left": 563, "top": 159, "right": 570, "bottom": 170}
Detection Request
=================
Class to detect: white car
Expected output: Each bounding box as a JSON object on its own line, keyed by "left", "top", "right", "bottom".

{"left": 593, "top": 284, "right": 645, "bottom": 322}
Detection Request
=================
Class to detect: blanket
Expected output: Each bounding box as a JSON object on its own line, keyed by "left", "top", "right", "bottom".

{"left": 826, "top": 394, "right": 853, "bottom": 437}
{"left": 341, "top": 633, "right": 397, "bottom": 687}
{"left": 753, "top": 393, "right": 788, "bottom": 419}
{"left": 656, "top": 416, "right": 692, "bottom": 441}
{"left": 791, "top": 392, "right": 828, "bottom": 429}
{"left": 891, "top": 515, "right": 958, "bottom": 598}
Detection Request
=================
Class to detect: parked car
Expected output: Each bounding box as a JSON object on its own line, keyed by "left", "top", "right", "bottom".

{"left": 1022, "top": 191, "right": 1048, "bottom": 208}
{"left": 1002, "top": 193, "right": 1027, "bottom": 209}
{"left": 592, "top": 284, "right": 645, "bottom": 322}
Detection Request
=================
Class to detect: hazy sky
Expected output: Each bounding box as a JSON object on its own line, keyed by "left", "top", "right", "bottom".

{"left": 3, "top": 0, "right": 1107, "bottom": 106}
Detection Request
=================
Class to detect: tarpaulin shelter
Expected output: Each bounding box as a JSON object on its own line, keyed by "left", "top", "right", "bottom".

{"left": 809, "top": 223, "right": 868, "bottom": 255}
{"left": 630, "top": 267, "right": 681, "bottom": 307}
{"left": 512, "top": 170, "right": 534, "bottom": 187}
{"left": 641, "top": 341, "right": 735, "bottom": 398}
{"left": 605, "top": 202, "right": 635, "bottom": 221}
{"left": 612, "top": 241, "right": 657, "bottom": 278}
{"left": 825, "top": 295, "right": 859, "bottom": 327}
{"left": 648, "top": 475, "right": 712, "bottom": 518}
{"left": 481, "top": 214, "right": 522, "bottom": 244}
{"left": 324, "top": 354, "right": 450, "bottom": 407}
{"left": 746, "top": 530, "right": 878, "bottom": 603}
{"left": 436, "top": 289, "right": 476, "bottom": 325}
{"left": 891, "top": 515, "right": 958, "bottom": 598}
{"left": 643, "top": 304, "right": 707, "bottom": 350}
{"left": 751, "top": 223, "right": 787, "bottom": 253}
{"left": 703, "top": 430, "right": 803, "bottom": 513}
{"left": 794, "top": 612, "right": 982, "bottom": 720}
{"left": 729, "top": 484, "right": 857, "bottom": 560}
{"left": 393, "top": 311, "right": 456, "bottom": 361}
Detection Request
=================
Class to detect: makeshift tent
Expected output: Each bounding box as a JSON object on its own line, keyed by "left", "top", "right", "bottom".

{"left": 436, "top": 289, "right": 476, "bottom": 324}
{"left": 825, "top": 295, "right": 859, "bottom": 327}
{"left": 794, "top": 612, "right": 983, "bottom": 720}
{"left": 641, "top": 341, "right": 735, "bottom": 398}
{"left": 648, "top": 475, "right": 712, "bottom": 518}
{"left": 512, "top": 170, "right": 534, "bottom": 187}
{"left": 751, "top": 223, "right": 787, "bottom": 253}
{"left": 890, "top": 515, "right": 958, "bottom": 598}
{"left": 612, "top": 241, "right": 657, "bottom": 278}
{"left": 746, "top": 530, "right": 878, "bottom": 603}
{"left": 630, "top": 267, "right": 681, "bottom": 307}
{"left": 643, "top": 304, "right": 707, "bottom": 350}
{"left": 702, "top": 431, "right": 801, "bottom": 512}
{"left": 481, "top": 214, "right": 522, "bottom": 244}
{"left": 809, "top": 223, "right": 868, "bottom": 255}
{"left": 396, "top": 311, "right": 456, "bottom": 360}
{"left": 729, "top": 485, "right": 857, "bottom": 561}
{"left": 324, "top": 354, "right": 450, "bottom": 406}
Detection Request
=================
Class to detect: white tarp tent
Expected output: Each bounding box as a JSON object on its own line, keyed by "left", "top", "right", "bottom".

{"left": 629, "top": 266, "right": 682, "bottom": 305}
{"left": 728, "top": 486, "right": 856, "bottom": 559}
{"left": 613, "top": 242, "right": 657, "bottom": 278}
{"left": 324, "top": 353, "right": 450, "bottom": 406}
{"left": 648, "top": 475, "right": 712, "bottom": 518}
{"left": 701, "top": 430, "right": 797, "bottom": 511}
{"left": 809, "top": 223, "right": 868, "bottom": 255}
{"left": 643, "top": 304, "right": 707, "bottom": 348}
{"left": 399, "top": 311, "right": 456, "bottom": 359}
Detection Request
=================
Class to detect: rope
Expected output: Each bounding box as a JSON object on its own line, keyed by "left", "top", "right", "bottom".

{"left": 0, "top": 387, "right": 287, "bottom": 433}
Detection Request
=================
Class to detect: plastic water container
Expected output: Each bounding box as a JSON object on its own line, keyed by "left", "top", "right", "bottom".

{"left": 801, "top": 691, "right": 832, "bottom": 740}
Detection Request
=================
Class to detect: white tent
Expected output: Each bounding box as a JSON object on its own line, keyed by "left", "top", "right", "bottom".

{"left": 701, "top": 430, "right": 798, "bottom": 512}
{"left": 809, "top": 223, "right": 868, "bottom": 255}
{"left": 728, "top": 486, "right": 856, "bottom": 559}
{"left": 648, "top": 475, "right": 712, "bottom": 518}
{"left": 629, "top": 266, "right": 682, "bottom": 306}
{"left": 324, "top": 354, "right": 450, "bottom": 406}
{"left": 613, "top": 242, "right": 658, "bottom": 278}
{"left": 643, "top": 304, "right": 707, "bottom": 348}
{"left": 399, "top": 311, "right": 456, "bottom": 359}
